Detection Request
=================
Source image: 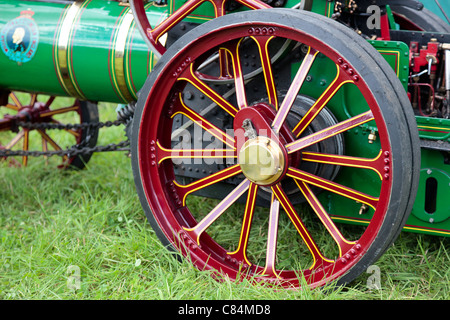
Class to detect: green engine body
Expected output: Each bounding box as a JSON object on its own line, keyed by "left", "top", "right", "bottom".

{"left": 0, "top": 0, "right": 168, "bottom": 103}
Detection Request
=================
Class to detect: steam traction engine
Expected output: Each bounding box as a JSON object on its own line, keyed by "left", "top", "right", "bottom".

{"left": 1, "top": 0, "right": 449, "bottom": 288}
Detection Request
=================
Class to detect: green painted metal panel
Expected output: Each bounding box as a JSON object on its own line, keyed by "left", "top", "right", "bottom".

{"left": 417, "top": 116, "right": 450, "bottom": 141}
{"left": 408, "top": 117, "right": 450, "bottom": 237}
{"left": 369, "top": 39, "right": 410, "bottom": 90}
{"left": 408, "top": 149, "right": 450, "bottom": 237}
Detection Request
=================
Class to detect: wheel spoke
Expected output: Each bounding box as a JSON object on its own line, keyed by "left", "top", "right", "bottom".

{"left": 29, "top": 94, "right": 37, "bottom": 107}
{"left": 174, "top": 164, "right": 242, "bottom": 206}
{"left": 41, "top": 136, "right": 49, "bottom": 165}
{"left": 155, "top": 139, "right": 235, "bottom": 165}
{"left": 5, "top": 130, "right": 25, "bottom": 149}
{"left": 183, "top": 179, "right": 250, "bottom": 245}
{"left": 209, "top": 0, "right": 227, "bottom": 17}
{"left": 271, "top": 183, "right": 334, "bottom": 269}
{"left": 272, "top": 47, "right": 318, "bottom": 133}
{"left": 37, "top": 129, "right": 69, "bottom": 162}
{"left": 9, "top": 92, "right": 22, "bottom": 109}
{"left": 45, "top": 96, "right": 56, "bottom": 108}
{"left": 178, "top": 65, "right": 238, "bottom": 117}
{"left": 150, "top": 0, "right": 205, "bottom": 43}
{"left": 251, "top": 35, "right": 278, "bottom": 109}
{"left": 218, "top": 49, "right": 233, "bottom": 79}
{"left": 294, "top": 180, "right": 355, "bottom": 256}
{"left": 4, "top": 104, "right": 19, "bottom": 111}
{"left": 222, "top": 38, "right": 248, "bottom": 109}
{"left": 211, "top": 0, "right": 231, "bottom": 78}
{"left": 301, "top": 150, "right": 385, "bottom": 180}
{"left": 291, "top": 65, "right": 353, "bottom": 138}
{"left": 287, "top": 167, "right": 379, "bottom": 210}
{"left": 233, "top": 0, "right": 271, "bottom": 10}
{"left": 286, "top": 110, "right": 374, "bottom": 154}
{"left": 39, "top": 105, "right": 80, "bottom": 118}
{"left": 261, "top": 192, "right": 281, "bottom": 278}
{"left": 37, "top": 129, "right": 63, "bottom": 151}
{"left": 227, "top": 182, "right": 258, "bottom": 266}
{"left": 22, "top": 129, "right": 29, "bottom": 166}
{"left": 174, "top": 93, "right": 236, "bottom": 149}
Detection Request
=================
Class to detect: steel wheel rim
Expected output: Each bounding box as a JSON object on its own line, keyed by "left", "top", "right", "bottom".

{"left": 136, "top": 18, "right": 398, "bottom": 288}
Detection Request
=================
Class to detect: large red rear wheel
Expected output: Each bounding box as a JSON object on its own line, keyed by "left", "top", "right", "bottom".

{"left": 131, "top": 9, "right": 420, "bottom": 288}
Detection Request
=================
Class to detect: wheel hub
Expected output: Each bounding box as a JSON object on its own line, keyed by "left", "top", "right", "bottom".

{"left": 238, "top": 135, "right": 285, "bottom": 185}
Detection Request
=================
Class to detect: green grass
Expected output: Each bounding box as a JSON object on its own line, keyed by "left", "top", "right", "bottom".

{"left": 1, "top": 102, "right": 450, "bottom": 300}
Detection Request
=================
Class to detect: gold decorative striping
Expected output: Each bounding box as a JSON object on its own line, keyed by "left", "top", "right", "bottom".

{"left": 54, "top": 0, "right": 88, "bottom": 100}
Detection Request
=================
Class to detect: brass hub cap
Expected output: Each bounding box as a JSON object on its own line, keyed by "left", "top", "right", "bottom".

{"left": 238, "top": 136, "right": 285, "bottom": 185}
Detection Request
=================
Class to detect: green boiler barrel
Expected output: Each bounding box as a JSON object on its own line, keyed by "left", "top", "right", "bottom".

{"left": 0, "top": 0, "right": 168, "bottom": 103}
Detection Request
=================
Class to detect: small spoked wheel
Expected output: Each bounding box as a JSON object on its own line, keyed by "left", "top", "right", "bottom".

{"left": 132, "top": 9, "right": 420, "bottom": 288}
{"left": 0, "top": 92, "right": 99, "bottom": 169}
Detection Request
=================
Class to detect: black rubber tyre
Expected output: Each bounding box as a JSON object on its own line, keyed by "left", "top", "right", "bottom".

{"left": 391, "top": 5, "right": 450, "bottom": 32}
